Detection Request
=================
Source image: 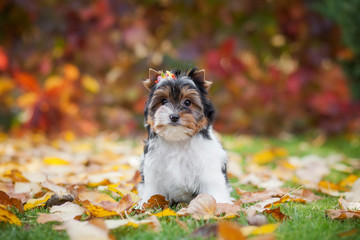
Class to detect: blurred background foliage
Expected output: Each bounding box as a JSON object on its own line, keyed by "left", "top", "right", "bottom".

{"left": 0, "top": 0, "right": 359, "bottom": 137}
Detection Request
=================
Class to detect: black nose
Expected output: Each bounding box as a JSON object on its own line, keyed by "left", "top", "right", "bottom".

{"left": 170, "top": 114, "right": 180, "bottom": 123}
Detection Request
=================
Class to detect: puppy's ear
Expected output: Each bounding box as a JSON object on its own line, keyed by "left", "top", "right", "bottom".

{"left": 192, "top": 69, "right": 212, "bottom": 91}
{"left": 143, "top": 68, "right": 161, "bottom": 91}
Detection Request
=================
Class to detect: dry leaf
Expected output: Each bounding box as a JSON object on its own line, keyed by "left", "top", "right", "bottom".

{"left": 63, "top": 219, "right": 110, "bottom": 240}
{"left": 218, "top": 221, "right": 246, "bottom": 240}
{"left": 0, "top": 204, "right": 21, "bottom": 225}
{"left": 215, "top": 203, "right": 244, "bottom": 215}
{"left": 0, "top": 190, "right": 24, "bottom": 212}
{"left": 326, "top": 209, "right": 360, "bottom": 219}
{"left": 107, "top": 186, "right": 140, "bottom": 203}
{"left": 104, "top": 215, "right": 161, "bottom": 232}
{"left": 24, "top": 192, "right": 53, "bottom": 210}
{"left": 143, "top": 194, "right": 169, "bottom": 209}
{"left": 190, "top": 224, "right": 218, "bottom": 239}
{"left": 338, "top": 196, "right": 360, "bottom": 211}
{"left": 263, "top": 207, "right": 289, "bottom": 221}
{"left": 37, "top": 202, "right": 85, "bottom": 223}
{"left": 177, "top": 194, "right": 216, "bottom": 219}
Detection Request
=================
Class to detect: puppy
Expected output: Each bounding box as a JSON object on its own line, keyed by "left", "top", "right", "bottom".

{"left": 138, "top": 68, "right": 232, "bottom": 205}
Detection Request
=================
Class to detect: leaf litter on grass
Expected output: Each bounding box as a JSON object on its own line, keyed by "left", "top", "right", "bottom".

{"left": 0, "top": 133, "right": 359, "bottom": 239}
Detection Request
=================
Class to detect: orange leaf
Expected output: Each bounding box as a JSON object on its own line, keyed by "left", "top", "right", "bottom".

{"left": 218, "top": 221, "right": 246, "bottom": 240}
{"left": 263, "top": 207, "right": 289, "bottom": 221}
{"left": 0, "top": 191, "right": 23, "bottom": 212}
{"left": 143, "top": 194, "right": 169, "bottom": 209}
{"left": 13, "top": 71, "right": 40, "bottom": 92}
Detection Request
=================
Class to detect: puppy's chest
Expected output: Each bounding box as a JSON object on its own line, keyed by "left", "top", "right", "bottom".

{"left": 146, "top": 143, "right": 203, "bottom": 184}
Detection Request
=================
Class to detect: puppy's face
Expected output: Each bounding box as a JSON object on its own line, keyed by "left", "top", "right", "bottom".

{"left": 144, "top": 69, "right": 214, "bottom": 141}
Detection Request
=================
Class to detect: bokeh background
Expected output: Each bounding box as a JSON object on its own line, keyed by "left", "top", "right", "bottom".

{"left": 1, "top": 0, "right": 360, "bottom": 137}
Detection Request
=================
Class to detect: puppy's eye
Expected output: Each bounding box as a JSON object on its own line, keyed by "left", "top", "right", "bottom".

{"left": 161, "top": 99, "right": 168, "bottom": 105}
{"left": 184, "top": 100, "right": 191, "bottom": 106}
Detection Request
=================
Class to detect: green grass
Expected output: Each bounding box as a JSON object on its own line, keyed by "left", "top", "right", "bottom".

{"left": 1, "top": 135, "right": 360, "bottom": 240}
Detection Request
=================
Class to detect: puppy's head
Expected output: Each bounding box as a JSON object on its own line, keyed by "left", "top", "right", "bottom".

{"left": 144, "top": 68, "right": 215, "bottom": 141}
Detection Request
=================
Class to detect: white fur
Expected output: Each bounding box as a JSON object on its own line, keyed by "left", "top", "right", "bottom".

{"left": 138, "top": 128, "right": 232, "bottom": 205}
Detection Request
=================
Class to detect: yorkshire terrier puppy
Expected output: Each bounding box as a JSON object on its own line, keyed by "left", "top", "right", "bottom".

{"left": 138, "top": 68, "right": 232, "bottom": 205}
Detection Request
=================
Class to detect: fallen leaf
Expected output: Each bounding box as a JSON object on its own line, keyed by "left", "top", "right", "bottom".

{"left": 108, "top": 186, "right": 141, "bottom": 203}
{"left": 218, "top": 221, "right": 246, "bottom": 240}
{"left": 104, "top": 215, "right": 161, "bottom": 232}
{"left": 152, "top": 208, "right": 178, "bottom": 217}
{"left": 0, "top": 191, "right": 24, "bottom": 212}
{"left": 263, "top": 207, "right": 289, "bottom": 221}
{"left": 251, "top": 223, "right": 280, "bottom": 235}
{"left": 215, "top": 203, "right": 244, "bottom": 215}
{"left": 143, "top": 194, "right": 169, "bottom": 209}
{"left": 326, "top": 209, "right": 360, "bottom": 219}
{"left": 63, "top": 219, "right": 110, "bottom": 240}
{"left": 37, "top": 202, "right": 85, "bottom": 223}
{"left": 338, "top": 196, "right": 360, "bottom": 211}
{"left": 190, "top": 224, "right": 218, "bottom": 239}
{"left": 43, "top": 157, "right": 70, "bottom": 165}
{"left": 0, "top": 204, "right": 21, "bottom": 225}
{"left": 346, "top": 178, "right": 360, "bottom": 202}
{"left": 81, "top": 200, "right": 118, "bottom": 218}
{"left": 4, "top": 169, "right": 29, "bottom": 182}
{"left": 177, "top": 194, "right": 216, "bottom": 219}
{"left": 24, "top": 192, "right": 54, "bottom": 210}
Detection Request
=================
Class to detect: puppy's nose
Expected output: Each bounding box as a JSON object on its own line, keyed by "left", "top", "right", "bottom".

{"left": 169, "top": 114, "right": 180, "bottom": 123}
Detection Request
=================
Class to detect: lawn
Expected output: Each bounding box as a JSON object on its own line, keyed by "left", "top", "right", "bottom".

{"left": 0, "top": 134, "right": 359, "bottom": 240}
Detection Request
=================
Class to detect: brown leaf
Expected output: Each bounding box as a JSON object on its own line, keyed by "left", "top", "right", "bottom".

{"left": 143, "top": 194, "right": 169, "bottom": 209}
{"left": 190, "top": 223, "right": 218, "bottom": 239}
{"left": 326, "top": 209, "right": 360, "bottom": 219}
{"left": 4, "top": 170, "right": 29, "bottom": 183}
{"left": 0, "top": 191, "right": 24, "bottom": 212}
{"left": 114, "top": 194, "right": 134, "bottom": 214}
{"left": 215, "top": 203, "right": 244, "bottom": 215}
{"left": 177, "top": 194, "right": 216, "bottom": 219}
{"left": 218, "top": 221, "right": 246, "bottom": 240}
{"left": 263, "top": 207, "right": 289, "bottom": 221}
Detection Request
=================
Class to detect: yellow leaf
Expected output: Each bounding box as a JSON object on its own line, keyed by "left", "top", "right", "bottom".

{"left": 0, "top": 205, "right": 21, "bottom": 226}
{"left": 152, "top": 208, "right": 178, "bottom": 217}
{"left": 273, "top": 148, "right": 288, "bottom": 157}
{"left": 108, "top": 187, "right": 141, "bottom": 203}
{"left": 82, "top": 75, "right": 100, "bottom": 93}
{"left": 339, "top": 175, "right": 358, "bottom": 188}
{"left": 252, "top": 150, "right": 275, "bottom": 164}
{"left": 82, "top": 200, "right": 118, "bottom": 218}
{"left": 43, "top": 157, "right": 70, "bottom": 165}
{"left": 251, "top": 223, "right": 280, "bottom": 235}
{"left": 24, "top": 192, "right": 53, "bottom": 211}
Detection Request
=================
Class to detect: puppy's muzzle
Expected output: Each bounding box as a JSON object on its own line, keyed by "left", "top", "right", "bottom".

{"left": 169, "top": 113, "right": 180, "bottom": 123}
